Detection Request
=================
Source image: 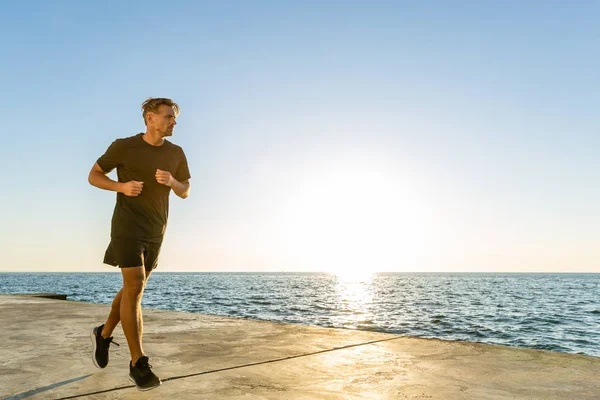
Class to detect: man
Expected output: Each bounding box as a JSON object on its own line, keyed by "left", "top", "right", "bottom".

{"left": 88, "top": 98, "right": 191, "bottom": 391}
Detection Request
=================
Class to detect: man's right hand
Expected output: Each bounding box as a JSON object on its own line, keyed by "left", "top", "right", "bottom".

{"left": 119, "top": 181, "right": 144, "bottom": 197}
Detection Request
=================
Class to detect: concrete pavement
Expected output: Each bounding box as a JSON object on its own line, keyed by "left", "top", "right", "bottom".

{"left": 1, "top": 294, "right": 599, "bottom": 399}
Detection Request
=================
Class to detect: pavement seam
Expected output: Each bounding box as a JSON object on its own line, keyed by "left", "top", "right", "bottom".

{"left": 51, "top": 336, "right": 402, "bottom": 399}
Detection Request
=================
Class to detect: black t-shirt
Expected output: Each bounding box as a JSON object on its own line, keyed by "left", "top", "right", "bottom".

{"left": 97, "top": 133, "right": 191, "bottom": 242}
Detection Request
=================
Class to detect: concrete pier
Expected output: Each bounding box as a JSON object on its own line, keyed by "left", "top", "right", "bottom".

{"left": 1, "top": 294, "right": 599, "bottom": 399}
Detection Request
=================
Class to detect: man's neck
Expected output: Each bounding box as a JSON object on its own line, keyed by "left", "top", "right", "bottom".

{"left": 142, "top": 130, "right": 164, "bottom": 146}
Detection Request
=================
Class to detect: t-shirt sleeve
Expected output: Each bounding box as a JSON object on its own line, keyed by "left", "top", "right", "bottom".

{"left": 175, "top": 149, "right": 191, "bottom": 182}
{"left": 97, "top": 139, "right": 124, "bottom": 173}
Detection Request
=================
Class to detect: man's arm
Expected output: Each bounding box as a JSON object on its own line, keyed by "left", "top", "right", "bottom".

{"left": 155, "top": 169, "right": 190, "bottom": 199}
{"left": 89, "top": 162, "right": 144, "bottom": 197}
{"left": 88, "top": 162, "right": 122, "bottom": 192}
{"left": 170, "top": 179, "right": 191, "bottom": 199}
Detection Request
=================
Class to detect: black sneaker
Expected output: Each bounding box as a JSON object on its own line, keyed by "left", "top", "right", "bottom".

{"left": 90, "top": 324, "right": 119, "bottom": 368}
{"left": 129, "top": 356, "right": 162, "bottom": 391}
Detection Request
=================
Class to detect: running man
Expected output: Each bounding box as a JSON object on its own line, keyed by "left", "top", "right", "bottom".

{"left": 88, "top": 97, "right": 191, "bottom": 391}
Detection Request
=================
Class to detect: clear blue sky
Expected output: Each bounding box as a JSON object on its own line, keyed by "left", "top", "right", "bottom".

{"left": 1, "top": 1, "right": 598, "bottom": 272}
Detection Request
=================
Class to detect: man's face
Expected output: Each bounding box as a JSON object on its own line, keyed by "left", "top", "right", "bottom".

{"left": 149, "top": 104, "right": 177, "bottom": 136}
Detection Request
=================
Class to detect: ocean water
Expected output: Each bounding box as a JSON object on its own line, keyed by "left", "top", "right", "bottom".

{"left": 1, "top": 272, "right": 599, "bottom": 357}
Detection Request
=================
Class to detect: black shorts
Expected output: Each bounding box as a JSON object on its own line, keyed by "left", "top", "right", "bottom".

{"left": 103, "top": 237, "right": 162, "bottom": 271}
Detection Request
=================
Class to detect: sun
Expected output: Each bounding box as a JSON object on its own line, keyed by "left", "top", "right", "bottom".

{"left": 270, "top": 161, "right": 435, "bottom": 273}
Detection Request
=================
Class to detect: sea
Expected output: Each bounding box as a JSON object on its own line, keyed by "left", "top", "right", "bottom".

{"left": 1, "top": 272, "right": 599, "bottom": 357}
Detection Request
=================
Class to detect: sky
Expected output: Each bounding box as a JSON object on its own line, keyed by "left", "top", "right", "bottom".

{"left": 1, "top": 1, "right": 598, "bottom": 273}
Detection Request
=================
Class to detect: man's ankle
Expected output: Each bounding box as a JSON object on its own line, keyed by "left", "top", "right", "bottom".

{"left": 131, "top": 355, "right": 144, "bottom": 366}
{"left": 100, "top": 325, "right": 110, "bottom": 339}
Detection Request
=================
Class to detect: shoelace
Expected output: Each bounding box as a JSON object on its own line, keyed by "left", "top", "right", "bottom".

{"left": 137, "top": 361, "right": 154, "bottom": 377}
{"left": 139, "top": 360, "right": 153, "bottom": 369}
{"left": 105, "top": 337, "right": 120, "bottom": 347}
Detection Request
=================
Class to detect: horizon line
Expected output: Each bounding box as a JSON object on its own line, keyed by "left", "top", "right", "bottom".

{"left": 1, "top": 270, "right": 599, "bottom": 274}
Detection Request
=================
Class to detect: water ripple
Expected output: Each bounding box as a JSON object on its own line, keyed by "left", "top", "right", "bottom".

{"left": 1, "top": 272, "right": 599, "bottom": 357}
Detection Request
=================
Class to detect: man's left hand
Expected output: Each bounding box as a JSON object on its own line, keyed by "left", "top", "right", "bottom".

{"left": 156, "top": 169, "right": 174, "bottom": 187}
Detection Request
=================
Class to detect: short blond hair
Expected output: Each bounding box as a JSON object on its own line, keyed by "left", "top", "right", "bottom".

{"left": 141, "top": 97, "right": 180, "bottom": 125}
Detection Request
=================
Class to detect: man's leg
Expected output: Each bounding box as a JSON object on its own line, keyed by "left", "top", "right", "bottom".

{"left": 101, "top": 270, "right": 153, "bottom": 339}
{"left": 121, "top": 267, "right": 161, "bottom": 390}
{"left": 120, "top": 266, "right": 147, "bottom": 365}
{"left": 101, "top": 288, "right": 122, "bottom": 338}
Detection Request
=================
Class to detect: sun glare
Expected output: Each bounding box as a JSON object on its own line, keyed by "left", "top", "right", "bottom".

{"left": 333, "top": 268, "right": 375, "bottom": 282}
{"left": 272, "top": 162, "right": 435, "bottom": 273}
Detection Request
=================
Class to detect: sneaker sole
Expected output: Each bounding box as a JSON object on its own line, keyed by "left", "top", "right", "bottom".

{"left": 90, "top": 328, "right": 102, "bottom": 369}
{"left": 129, "top": 375, "right": 162, "bottom": 391}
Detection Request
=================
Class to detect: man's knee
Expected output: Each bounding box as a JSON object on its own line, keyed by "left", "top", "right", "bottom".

{"left": 122, "top": 267, "right": 146, "bottom": 296}
{"left": 123, "top": 281, "right": 145, "bottom": 298}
